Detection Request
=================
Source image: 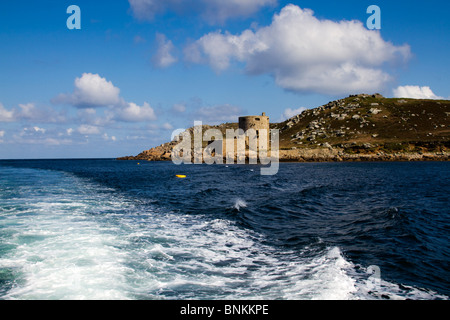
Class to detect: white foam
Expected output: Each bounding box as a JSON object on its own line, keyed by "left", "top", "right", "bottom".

{"left": 114, "top": 213, "right": 361, "bottom": 300}
{"left": 0, "top": 171, "right": 133, "bottom": 300}
{"left": 233, "top": 198, "right": 247, "bottom": 211}
{"left": 0, "top": 167, "right": 447, "bottom": 300}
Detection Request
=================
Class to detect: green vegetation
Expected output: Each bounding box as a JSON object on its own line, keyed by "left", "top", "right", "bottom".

{"left": 276, "top": 94, "right": 450, "bottom": 154}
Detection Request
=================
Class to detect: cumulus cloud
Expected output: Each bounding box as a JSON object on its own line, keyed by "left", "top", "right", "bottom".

{"left": 54, "top": 73, "right": 157, "bottom": 123}
{"left": 115, "top": 102, "right": 157, "bottom": 122}
{"left": 53, "top": 73, "right": 121, "bottom": 108}
{"left": 128, "top": 0, "right": 277, "bottom": 24}
{"left": 152, "top": 33, "right": 178, "bottom": 68}
{"left": 185, "top": 4, "right": 411, "bottom": 95}
{"left": 393, "top": 85, "right": 444, "bottom": 100}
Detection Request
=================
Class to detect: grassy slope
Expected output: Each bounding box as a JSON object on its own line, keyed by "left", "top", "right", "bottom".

{"left": 273, "top": 95, "right": 450, "bottom": 154}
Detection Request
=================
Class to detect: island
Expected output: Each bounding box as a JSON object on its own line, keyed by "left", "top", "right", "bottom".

{"left": 118, "top": 94, "right": 450, "bottom": 163}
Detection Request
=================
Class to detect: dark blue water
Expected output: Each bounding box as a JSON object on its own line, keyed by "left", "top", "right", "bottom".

{"left": 0, "top": 159, "right": 448, "bottom": 299}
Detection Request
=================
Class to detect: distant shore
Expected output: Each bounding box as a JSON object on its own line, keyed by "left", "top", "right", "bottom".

{"left": 118, "top": 94, "right": 449, "bottom": 164}
{"left": 278, "top": 148, "right": 450, "bottom": 162}
{"left": 118, "top": 148, "right": 450, "bottom": 163}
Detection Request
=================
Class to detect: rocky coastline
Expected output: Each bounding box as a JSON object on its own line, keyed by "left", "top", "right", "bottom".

{"left": 117, "top": 146, "right": 450, "bottom": 163}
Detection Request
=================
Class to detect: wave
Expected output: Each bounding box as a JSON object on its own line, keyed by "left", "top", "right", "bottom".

{"left": 0, "top": 167, "right": 446, "bottom": 300}
{"left": 232, "top": 199, "right": 248, "bottom": 211}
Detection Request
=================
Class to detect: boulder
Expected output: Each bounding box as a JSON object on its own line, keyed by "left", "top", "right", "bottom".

{"left": 369, "top": 108, "right": 382, "bottom": 115}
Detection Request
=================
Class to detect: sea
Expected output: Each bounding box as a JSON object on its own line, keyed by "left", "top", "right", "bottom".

{"left": 0, "top": 159, "right": 448, "bottom": 300}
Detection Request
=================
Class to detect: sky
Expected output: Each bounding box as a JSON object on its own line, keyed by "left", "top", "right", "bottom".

{"left": 0, "top": 0, "right": 449, "bottom": 159}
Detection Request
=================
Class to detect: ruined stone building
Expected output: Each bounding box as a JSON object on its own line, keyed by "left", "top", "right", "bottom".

{"left": 238, "top": 112, "right": 270, "bottom": 151}
{"left": 239, "top": 112, "right": 269, "bottom": 133}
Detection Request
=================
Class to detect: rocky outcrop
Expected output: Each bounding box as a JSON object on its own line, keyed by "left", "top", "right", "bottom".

{"left": 118, "top": 142, "right": 174, "bottom": 161}
{"left": 278, "top": 148, "right": 450, "bottom": 162}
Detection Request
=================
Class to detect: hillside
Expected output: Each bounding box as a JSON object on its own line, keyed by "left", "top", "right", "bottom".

{"left": 118, "top": 94, "right": 450, "bottom": 162}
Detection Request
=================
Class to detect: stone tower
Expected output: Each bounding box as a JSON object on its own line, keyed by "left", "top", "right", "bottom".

{"left": 239, "top": 112, "right": 269, "bottom": 134}
{"left": 238, "top": 113, "right": 270, "bottom": 149}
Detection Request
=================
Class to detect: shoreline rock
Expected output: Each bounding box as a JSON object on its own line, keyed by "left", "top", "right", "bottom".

{"left": 118, "top": 147, "right": 450, "bottom": 163}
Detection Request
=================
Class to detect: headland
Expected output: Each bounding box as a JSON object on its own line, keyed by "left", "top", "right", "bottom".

{"left": 118, "top": 94, "right": 450, "bottom": 163}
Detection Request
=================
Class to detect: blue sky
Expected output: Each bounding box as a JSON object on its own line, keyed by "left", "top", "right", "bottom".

{"left": 0, "top": 0, "right": 449, "bottom": 159}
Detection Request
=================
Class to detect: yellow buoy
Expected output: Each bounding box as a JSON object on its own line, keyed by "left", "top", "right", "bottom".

{"left": 176, "top": 175, "right": 187, "bottom": 178}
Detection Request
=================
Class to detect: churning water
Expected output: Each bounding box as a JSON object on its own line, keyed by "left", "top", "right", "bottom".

{"left": 0, "top": 160, "right": 448, "bottom": 300}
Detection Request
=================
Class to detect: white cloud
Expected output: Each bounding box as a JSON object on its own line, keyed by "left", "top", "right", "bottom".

{"left": 393, "top": 85, "right": 444, "bottom": 100}
{"left": 128, "top": 0, "right": 277, "bottom": 24}
{"left": 77, "top": 125, "right": 101, "bottom": 135}
{"left": 201, "top": 0, "right": 278, "bottom": 24}
{"left": 41, "top": 138, "right": 73, "bottom": 146}
{"left": 162, "top": 122, "right": 174, "bottom": 130}
{"left": 32, "top": 127, "right": 46, "bottom": 134}
{"left": 102, "top": 133, "right": 117, "bottom": 142}
{"left": 15, "top": 103, "right": 67, "bottom": 123}
{"left": 54, "top": 73, "right": 158, "bottom": 123}
{"left": 128, "top": 0, "right": 166, "bottom": 21}
{"left": 18, "top": 127, "right": 45, "bottom": 137}
{"left": 0, "top": 130, "right": 5, "bottom": 138}
{"left": 194, "top": 104, "right": 243, "bottom": 125}
{"left": 77, "top": 108, "right": 114, "bottom": 127}
{"left": 152, "top": 33, "right": 177, "bottom": 68}
{"left": 115, "top": 102, "right": 157, "bottom": 122}
{"left": 13, "top": 135, "right": 73, "bottom": 146}
{"left": 54, "top": 73, "right": 121, "bottom": 108}
{"left": 13, "top": 127, "right": 73, "bottom": 146}
{"left": 282, "top": 107, "right": 306, "bottom": 121}
{"left": 172, "top": 103, "right": 186, "bottom": 113}
{"left": 18, "top": 103, "right": 37, "bottom": 119}
{"left": 185, "top": 4, "right": 411, "bottom": 95}
{"left": 18, "top": 127, "right": 47, "bottom": 140}
{"left": 0, "top": 103, "right": 15, "bottom": 122}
